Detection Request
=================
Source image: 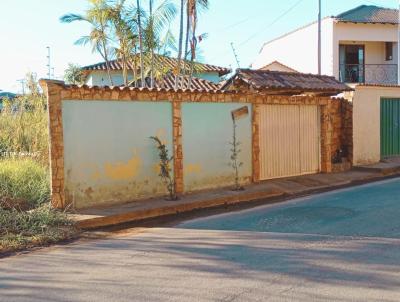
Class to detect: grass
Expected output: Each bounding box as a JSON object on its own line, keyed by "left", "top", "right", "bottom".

{"left": 0, "top": 92, "right": 78, "bottom": 255}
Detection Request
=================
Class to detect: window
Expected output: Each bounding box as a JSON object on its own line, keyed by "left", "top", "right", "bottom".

{"left": 385, "top": 42, "right": 393, "bottom": 61}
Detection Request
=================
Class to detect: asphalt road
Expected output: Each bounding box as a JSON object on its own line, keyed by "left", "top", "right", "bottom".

{"left": 1, "top": 227, "right": 400, "bottom": 302}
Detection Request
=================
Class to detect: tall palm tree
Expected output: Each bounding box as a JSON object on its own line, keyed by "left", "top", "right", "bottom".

{"left": 187, "top": 0, "right": 208, "bottom": 88}
{"left": 60, "top": 0, "right": 114, "bottom": 85}
{"left": 175, "top": 0, "right": 185, "bottom": 89}
{"left": 136, "top": 0, "right": 145, "bottom": 87}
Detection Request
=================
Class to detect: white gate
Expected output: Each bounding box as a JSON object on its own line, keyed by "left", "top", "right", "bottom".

{"left": 259, "top": 104, "right": 320, "bottom": 180}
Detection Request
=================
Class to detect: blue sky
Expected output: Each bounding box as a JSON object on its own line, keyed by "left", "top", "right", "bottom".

{"left": 0, "top": 0, "right": 398, "bottom": 92}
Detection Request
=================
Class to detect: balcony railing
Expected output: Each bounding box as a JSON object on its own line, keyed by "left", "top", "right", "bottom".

{"left": 339, "top": 64, "right": 398, "bottom": 84}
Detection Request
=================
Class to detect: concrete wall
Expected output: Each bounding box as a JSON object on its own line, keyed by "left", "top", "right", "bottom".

{"left": 62, "top": 100, "right": 173, "bottom": 208}
{"left": 251, "top": 18, "right": 335, "bottom": 76}
{"left": 182, "top": 103, "right": 252, "bottom": 191}
{"left": 86, "top": 71, "right": 222, "bottom": 86}
{"left": 353, "top": 85, "right": 400, "bottom": 166}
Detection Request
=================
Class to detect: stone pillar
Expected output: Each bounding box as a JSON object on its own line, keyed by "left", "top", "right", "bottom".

{"left": 252, "top": 104, "right": 260, "bottom": 182}
{"left": 320, "top": 104, "right": 333, "bottom": 173}
{"left": 40, "top": 80, "right": 66, "bottom": 209}
{"left": 172, "top": 101, "right": 184, "bottom": 194}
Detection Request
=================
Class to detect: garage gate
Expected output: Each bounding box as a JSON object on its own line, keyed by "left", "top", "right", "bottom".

{"left": 381, "top": 98, "right": 400, "bottom": 158}
{"left": 259, "top": 104, "right": 320, "bottom": 180}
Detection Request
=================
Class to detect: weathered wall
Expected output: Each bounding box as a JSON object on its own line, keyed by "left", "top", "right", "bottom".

{"left": 182, "top": 103, "right": 252, "bottom": 192}
{"left": 62, "top": 100, "right": 173, "bottom": 209}
{"left": 353, "top": 85, "right": 400, "bottom": 165}
{"left": 40, "top": 80, "right": 348, "bottom": 209}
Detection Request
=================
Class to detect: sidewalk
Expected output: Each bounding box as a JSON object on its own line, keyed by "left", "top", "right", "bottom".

{"left": 70, "top": 166, "right": 399, "bottom": 230}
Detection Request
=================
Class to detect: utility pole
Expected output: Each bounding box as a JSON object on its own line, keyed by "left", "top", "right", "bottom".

{"left": 318, "top": 0, "right": 321, "bottom": 75}
{"left": 46, "top": 46, "right": 51, "bottom": 79}
{"left": 230, "top": 42, "right": 241, "bottom": 69}
{"left": 17, "top": 79, "right": 26, "bottom": 95}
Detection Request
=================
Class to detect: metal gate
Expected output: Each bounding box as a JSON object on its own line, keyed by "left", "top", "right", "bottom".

{"left": 381, "top": 98, "right": 400, "bottom": 158}
{"left": 259, "top": 104, "right": 320, "bottom": 180}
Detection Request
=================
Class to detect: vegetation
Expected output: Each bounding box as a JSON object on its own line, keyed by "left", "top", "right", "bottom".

{"left": 229, "top": 117, "right": 244, "bottom": 191}
{"left": 64, "top": 63, "right": 85, "bottom": 85}
{"left": 60, "top": 0, "right": 208, "bottom": 88}
{"left": 0, "top": 75, "right": 76, "bottom": 255}
{"left": 150, "top": 136, "right": 177, "bottom": 200}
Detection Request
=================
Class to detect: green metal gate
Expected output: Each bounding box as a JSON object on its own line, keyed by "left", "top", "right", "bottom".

{"left": 381, "top": 98, "right": 400, "bottom": 158}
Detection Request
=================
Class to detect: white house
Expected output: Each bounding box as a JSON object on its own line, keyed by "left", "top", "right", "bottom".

{"left": 82, "top": 54, "right": 231, "bottom": 87}
{"left": 252, "top": 5, "right": 399, "bottom": 85}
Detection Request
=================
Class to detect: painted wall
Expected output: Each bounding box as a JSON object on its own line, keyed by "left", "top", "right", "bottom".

{"left": 353, "top": 85, "right": 400, "bottom": 165}
{"left": 182, "top": 103, "right": 252, "bottom": 192}
{"left": 86, "top": 71, "right": 222, "bottom": 86}
{"left": 62, "top": 100, "right": 173, "bottom": 209}
{"left": 332, "top": 23, "right": 398, "bottom": 81}
{"left": 251, "top": 18, "right": 335, "bottom": 76}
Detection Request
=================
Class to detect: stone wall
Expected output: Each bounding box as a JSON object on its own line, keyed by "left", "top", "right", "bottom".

{"left": 40, "top": 80, "right": 351, "bottom": 209}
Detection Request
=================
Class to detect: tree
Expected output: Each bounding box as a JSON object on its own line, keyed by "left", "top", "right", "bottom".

{"left": 136, "top": 0, "right": 145, "bottom": 87}
{"left": 60, "top": 0, "right": 114, "bottom": 85}
{"left": 64, "top": 63, "right": 85, "bottom": 85}
{"left": 175, "top": 0, "right": 185, "bottom": 89}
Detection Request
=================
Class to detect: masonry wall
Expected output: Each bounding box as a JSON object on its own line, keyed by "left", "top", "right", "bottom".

{"left": 41, "top": 80, "right": 351, "bottom": 209}
{"left": 182, "top": 103, "right": 252, "bottom": 192}
{"left": 62, "top": 100, "right": 173, "bottom": 209}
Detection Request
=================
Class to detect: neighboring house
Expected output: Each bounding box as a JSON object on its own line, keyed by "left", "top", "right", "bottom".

{"left": 259, "top": 61, "right": 298, "bottom": 73}
{"left": 0, "top": 92, "right": 16, "bottom": 110}
{"left": 252, "top": 5, "right": 399, "bottom": 85}
{"left": 82, "top": 54, "right": 231, "bottom": 87}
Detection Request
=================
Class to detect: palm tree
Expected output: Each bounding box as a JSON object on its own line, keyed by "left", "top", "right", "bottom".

{"left": 136, "top": 0, "right": 145, "bottom": 87}
{"left": 60, "top": 0, "right": 114, "bottom": 85}
{"left": 187, "top": 0, "right": 208, "bottom": 88}
{"left": 175, "top": 0, "right": 185, "bottom": 89}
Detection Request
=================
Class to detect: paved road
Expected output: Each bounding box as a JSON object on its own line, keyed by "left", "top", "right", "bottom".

{"left": 1, "top": 227, "right": 400, "bottom": 302}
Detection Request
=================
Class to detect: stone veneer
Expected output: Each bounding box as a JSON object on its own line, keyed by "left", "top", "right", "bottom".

{"left": 40, "top": 80, "right": 352, "bottom": 209}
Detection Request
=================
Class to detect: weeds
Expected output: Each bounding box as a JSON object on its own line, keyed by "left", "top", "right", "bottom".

{"left": 229, "top": 117, "right": 244, "bottom": 191}
{"left": 150, "top": 136, "right": 177, "bottom": 200}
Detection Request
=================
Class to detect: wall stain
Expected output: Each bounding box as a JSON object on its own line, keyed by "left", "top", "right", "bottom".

{"left": 104, "top": 153, "right": 141, "bottom": 180}
{"left": 184, "top": 163, "right": 202, "bottom": 174}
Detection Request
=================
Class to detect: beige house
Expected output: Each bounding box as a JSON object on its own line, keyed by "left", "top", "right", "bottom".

{"left": 252, "top": 5, "right": 399, "bottom": 85}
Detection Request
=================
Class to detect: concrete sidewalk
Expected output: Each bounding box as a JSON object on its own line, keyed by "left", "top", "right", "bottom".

{"left": 70, "top": 162, "right": 400, "bottom": 230}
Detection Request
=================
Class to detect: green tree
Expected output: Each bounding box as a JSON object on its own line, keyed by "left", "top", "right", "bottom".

{"left": 64, "top": 64, "right": 85, "bottom": 85}
{"left": 60, "top": 0, "right": 114, "bottom": 85}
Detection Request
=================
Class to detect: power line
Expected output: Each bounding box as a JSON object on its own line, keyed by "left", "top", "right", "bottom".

{"left": 237, "top": 0, "right": 305, "bottom": 48}
{"left": 208, "top": 0, "right": 305, "bottom": 63}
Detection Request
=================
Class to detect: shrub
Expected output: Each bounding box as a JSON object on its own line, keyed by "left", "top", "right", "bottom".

{"left": 0, "top": 94, "right": 49, "bottom": 164}
{"left": 0, "top": 159, "right": 50, "bottom": 209}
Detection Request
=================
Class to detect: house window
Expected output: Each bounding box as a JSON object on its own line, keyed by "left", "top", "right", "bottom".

{"left": 385, "top": 42, "right": 393, "bottom": 61}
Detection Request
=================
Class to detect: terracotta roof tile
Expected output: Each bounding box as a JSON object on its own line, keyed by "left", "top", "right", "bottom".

{"left": 336, "top": 5, "right": 399, "bottom": 24}
{"left": 222, "top": 69, "right": 351, "bottom": 94}
{"left": 82, "top": 54, "right": 231, "bottom": 76}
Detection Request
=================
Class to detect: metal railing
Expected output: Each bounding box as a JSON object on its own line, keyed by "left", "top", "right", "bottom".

{"left": 339, "top": 64, "right": 398, "bottom": 84}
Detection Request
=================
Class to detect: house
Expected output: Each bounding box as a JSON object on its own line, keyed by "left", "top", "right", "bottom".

{"left": 252, "top": 5, "right": 399, "bottom": 85}
{"left": 82, "top": 54, "right": 231, "bottom": 87}
{"left": 259, "top": 61, "right": 298, "bottom": 73}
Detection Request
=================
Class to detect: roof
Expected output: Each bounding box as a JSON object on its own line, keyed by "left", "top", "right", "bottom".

{"left": 0, "top": 92, "right": 16, "bottom": 99}
{"left": 260, "top": 61, "right": 298, "bottom": 73}
{"left": 222, "top": 69, "right": 352, "bottom": 95}
{"left": 335, "top": 5, "right": 399, "bottom": 24}
{"left": 82, "top": 54, "right": 231, "bottom": 76}
{"left": 136, "top": 75, "right": 221, "bottom": 91}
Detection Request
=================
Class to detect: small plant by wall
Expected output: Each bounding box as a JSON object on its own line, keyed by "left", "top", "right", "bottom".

{"left": 229, "top": 116, "right": 244, "bottom": 191}
{"left": 150, "top": 136, "right": 178, "bottom": 200}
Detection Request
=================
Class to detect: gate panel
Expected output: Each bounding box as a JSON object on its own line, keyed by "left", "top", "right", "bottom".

{"left": 259, "top": 104, "right": 320, "bottom": 180}
{"left": 381, "top": 98, "right": 400, "bottom": 158}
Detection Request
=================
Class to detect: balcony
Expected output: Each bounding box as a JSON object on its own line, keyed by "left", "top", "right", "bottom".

{"left": 339, "top": 64, "right": 398, "bottom": 85}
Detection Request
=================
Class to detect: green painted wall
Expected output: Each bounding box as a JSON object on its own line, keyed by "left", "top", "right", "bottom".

{"left": 62, "top": 100, "right": 173, "bottom": 209}
{"left": 182, "top": 103, "right": 252, "bottom": 192}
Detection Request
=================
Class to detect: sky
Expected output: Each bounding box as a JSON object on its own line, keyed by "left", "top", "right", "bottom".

{"left": 0, "top": 0, "right": 398, "bottom": 93}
